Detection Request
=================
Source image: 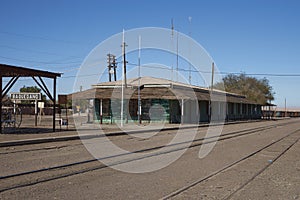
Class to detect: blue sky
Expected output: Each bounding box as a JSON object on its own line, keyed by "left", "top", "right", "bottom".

{"left": 0, "top": 0, "right": 300, "bottom": 107}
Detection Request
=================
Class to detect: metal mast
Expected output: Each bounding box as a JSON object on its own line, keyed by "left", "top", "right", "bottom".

{"left": 171, "top": 18, "right": 174, "bottom": 82}
{"left": 121, "top": 29, "right": 125, "bottom": 127}
{"left": 188, "top": 16, "right": 192, "bottom": 85}
{"left": 138, "top": 35, "right": 142, "bottom": 124}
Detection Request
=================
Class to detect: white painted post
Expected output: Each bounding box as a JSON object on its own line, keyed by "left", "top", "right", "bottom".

{"left": 121, "top": 29, "right": 125, "bottom": 127}
{"left": 181, "top": 99, "right": 184, "bottom": 124}
{"left": 35, "top": 100, "right": 38, "bottom": 126}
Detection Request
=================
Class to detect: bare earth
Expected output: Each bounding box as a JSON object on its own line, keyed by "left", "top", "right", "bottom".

{"left": 0, "top": 118, "right": 299, "bottom": 200}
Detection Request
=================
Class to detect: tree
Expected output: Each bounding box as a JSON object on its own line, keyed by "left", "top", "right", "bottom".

{"left": 214, "top": 74, "right": 275, "bottom": 105}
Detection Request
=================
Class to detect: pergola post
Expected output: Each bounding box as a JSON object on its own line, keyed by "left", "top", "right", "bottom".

{"left": 0, "top": 64, "right": 61, "bottom": 133}
{"left": 53, "top": 77, "right": 56, "bottom": 132}
{"left": 0, "top": 75, "right": 2, "bottom": 134}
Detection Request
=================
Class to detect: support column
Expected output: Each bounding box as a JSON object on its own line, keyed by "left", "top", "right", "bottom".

{"left": 234, "top": 103, "right": 237, "bottom": 115}
{"left": 247, "top": 104, "right": 249, "bottom": 119}
{"left": 255, "top": 105, "right": 258, "bottom": 118}
{"left": 138, "top": 99, "right": 142, "bottom": 124}
{"left": 240, "top": 103, "right": 243, "bottom": 120}
{"left": 100, "top": 99, "right": 103, "bottom": 124}
{"left": 53, "top": 77, "right": 56, "bottom": 132}
{"left": 208, "top": 101, "right": 211, "bottom": 123}
{"left": 195, "top": 100, "right": 199, "bottom": 123}
{"left": 0, "top": 75, "right": 2, "bottom": 134}
{"left": 35, "top": 100, "right": 38, "bottom": 126}
{"left": 87, "top": 99, "right": 94, "bottom": 123}
{"left": 197, "top": 101, "right": 200, "bottom": 123}
{"left": 218, "top": 101, "right": 221, "bottom": 121}
{"left": 226, "top": 102, "right": 229, "bottom": 122}
{"left": 181, "top": 99, "right": 184, "bottom": 124}
{"left": 245, "top": 104, "right": 247, "bottom": 119}
{"left": 125, "top": 99, "right": 128, "bottom": 124}
{"left": 270, "top": 106, "right": 272, "bottom": 118}
{"left": 110, "top": 99, "right": 113, "bottom": 124}
{"left": 169, "top": 100, "right": 172, "bottom": 124}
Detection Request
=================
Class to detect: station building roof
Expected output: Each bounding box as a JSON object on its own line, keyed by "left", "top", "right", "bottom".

{"left": 262, "top": 107, "right": 300, "bottom": 112}
{"left": 71, "top": 76, "right": 259, "bottom": 105}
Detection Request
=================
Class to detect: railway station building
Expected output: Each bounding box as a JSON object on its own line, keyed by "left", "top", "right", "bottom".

{"left": 71, "top": 77, "right": 262, "bottom": 124}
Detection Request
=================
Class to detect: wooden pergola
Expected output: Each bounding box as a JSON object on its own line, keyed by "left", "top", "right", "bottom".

{"left": 0, "top": 63, "right": 61, "bottom": 133}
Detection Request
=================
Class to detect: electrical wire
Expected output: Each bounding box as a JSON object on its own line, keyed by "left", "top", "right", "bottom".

{"left": 0, "top": 44, "right": 82, "bottom": 58}
{"left": 0, "top": 55, "right": 82, "bottom": 65}
{"left": 0, "top": 30, "right": 85, "bottom": 45}
{"left": 128, "top": 63, "right": 300, "bottom": 77}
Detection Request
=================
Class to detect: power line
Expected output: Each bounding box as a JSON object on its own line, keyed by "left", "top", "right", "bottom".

{"left": 0, "top": 55, "right": 82, "bottom": 65}
{"left": 221, "top": 72, "right": 300, "bottom": 77}
{"left": 0, "top": 30, "right": 85, "bottom": 45}
{"left": 126, "top": 62, "right": 300, "bottom": 77}
{"left": 2, "top": 55, "right": 300, "bottom": 79}
{"left": 61, "top": 73, "right": 103, "bottom": 79}
{"left": 0, "top": 44, "right": 82, "bottom": 58}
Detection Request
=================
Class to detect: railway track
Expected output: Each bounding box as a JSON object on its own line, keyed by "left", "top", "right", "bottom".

{"left": 1, "top": 119, "right": 297, "bottom": 155}
{"left": 160, "top": 128, "right": 300, "bottom": 200}
{"left": 0, "top": 120, "right": 299, "bottom": 194}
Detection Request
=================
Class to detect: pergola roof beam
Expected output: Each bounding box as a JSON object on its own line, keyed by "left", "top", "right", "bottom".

{"left": 0, "top": 63, "right": 61, "bottom": 78}
{"left": 31, "top": 76, "right": 53, "bottom": 101}
{"left": 2, "top": 76, "right": 20, "bottom": 98}
{"left": 0, "top": 64, "right": 61, "bottom": 133}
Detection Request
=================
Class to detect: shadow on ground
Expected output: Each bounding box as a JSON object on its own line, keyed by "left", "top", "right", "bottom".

{"left": 1, "top": 127, "right": 75, "bottom": 134}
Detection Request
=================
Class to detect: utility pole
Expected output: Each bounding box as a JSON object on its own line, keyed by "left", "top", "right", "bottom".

{"left": 107, "top": 54, "right": 112, "bottom": 82}
{"left": 112, "top": 55, "right": 117, "bottom": 81}
{"left": 107, "top": 54, "right": 117, "bottom": 82}
{"left": 121, "top": 33, "right": 128, "bottom": 88}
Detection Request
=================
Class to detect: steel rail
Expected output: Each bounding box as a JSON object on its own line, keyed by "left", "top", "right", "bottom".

{"left": 160, "top": 129, "right": 300, "bottom": 200}
{"left": 0, "top": 120, "right": 298, "bottom": 193}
